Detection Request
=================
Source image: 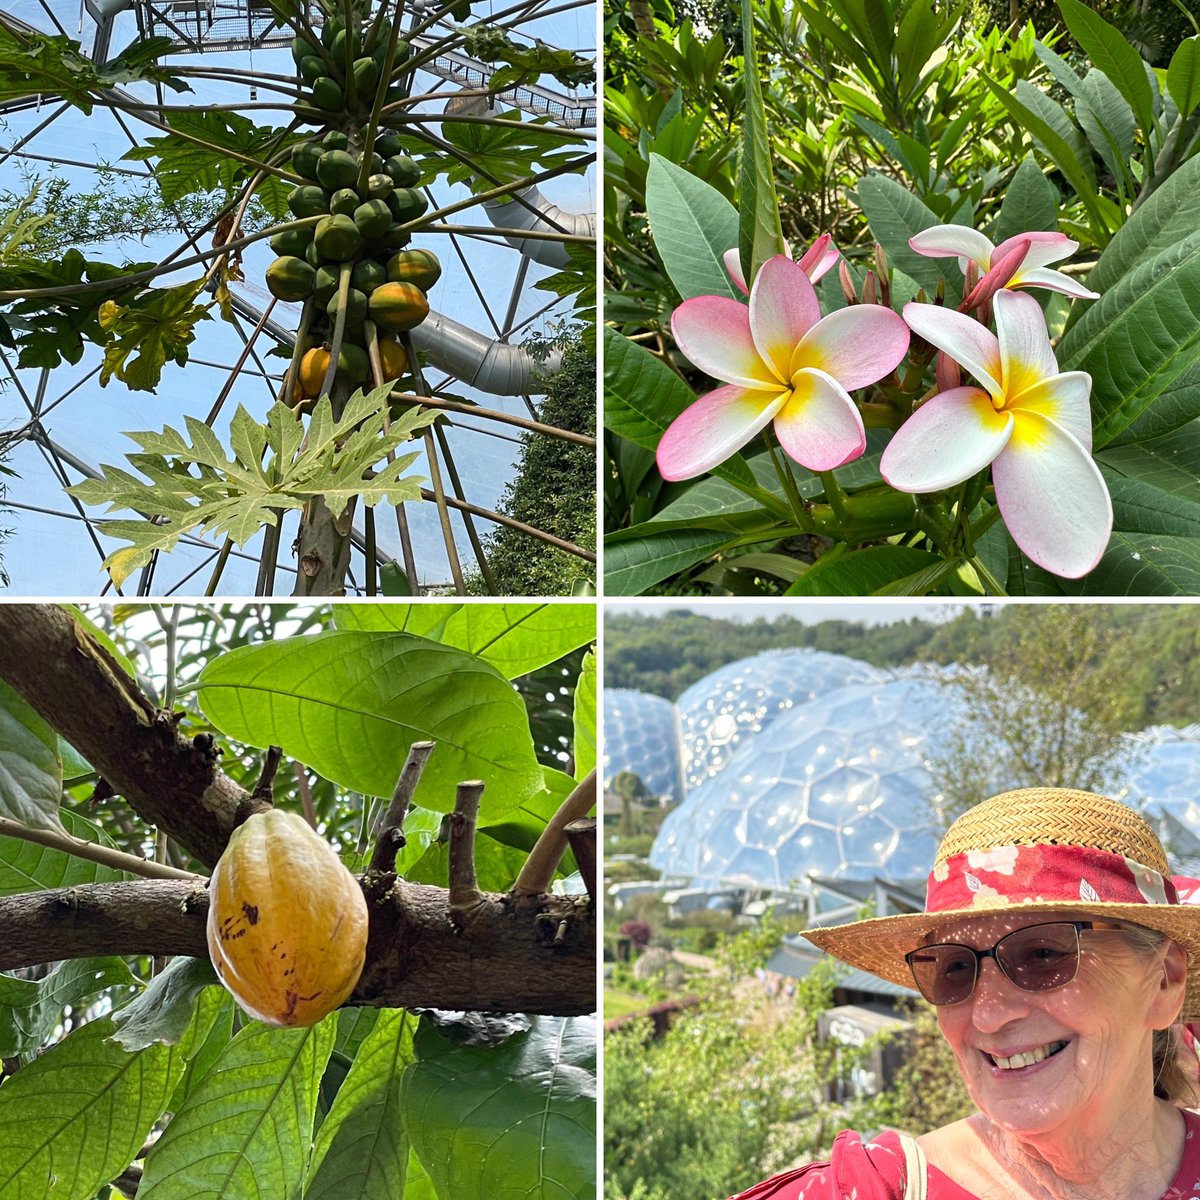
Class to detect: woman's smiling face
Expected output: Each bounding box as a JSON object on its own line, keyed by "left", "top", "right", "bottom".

{"left": 930, "top": 910, "right": 1186, "bottom": 1139}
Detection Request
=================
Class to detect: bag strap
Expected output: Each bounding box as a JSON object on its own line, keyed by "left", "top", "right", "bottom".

{"left": 895, "top": 1133, "right": 928, "bottom": 1200}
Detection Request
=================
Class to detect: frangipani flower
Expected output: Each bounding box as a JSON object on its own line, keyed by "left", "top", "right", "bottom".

{"left": 723, "top": 233, "right": 840, "bottom": 295}
{"left": 909, "top": 225, "right": 1100, "bottom": 301}
{"left": 657, "top": 255, "right": 911, "bottom": 481}
{"left": 880, "top": 290, "right": 1111, "bottom": 578}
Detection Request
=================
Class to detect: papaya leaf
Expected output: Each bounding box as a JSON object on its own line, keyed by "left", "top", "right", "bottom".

{"left": 440, "top": 110, "right": 583, "bottom": 191}
{"left": 66, "top": 388, "right": 438, "bottom": 587}
{"left": 402, "top": 1014, "right": 595, "bottom": 1200}
{"left": 0, "top": 27, "right": 186, "bottom": 114}
{"left": 96, "top": 276, "right": 212, "bottom": 392}
{"left": 138, "top": 1019, "right": 335, "bottom": 1200}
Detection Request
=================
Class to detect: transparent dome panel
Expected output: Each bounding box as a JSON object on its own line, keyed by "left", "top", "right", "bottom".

{"left": 602, "top": 688, "right": 684, "bottom": 806}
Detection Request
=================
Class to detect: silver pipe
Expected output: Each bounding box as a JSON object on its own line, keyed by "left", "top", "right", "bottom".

{"left": 482, "top": 185, "right": 596, "bottom": 269}
{"left": 409, "top": 309, "right": 562, "bottom": 396}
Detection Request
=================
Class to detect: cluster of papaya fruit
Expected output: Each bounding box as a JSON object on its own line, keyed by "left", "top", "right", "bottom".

{"left": 263, "top": 14, "right": 442, "bottom": 406}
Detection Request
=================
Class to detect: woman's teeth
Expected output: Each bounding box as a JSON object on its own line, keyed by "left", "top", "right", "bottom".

{"left": 990, "top": 1041, "right": 1067, "bottom": 1070}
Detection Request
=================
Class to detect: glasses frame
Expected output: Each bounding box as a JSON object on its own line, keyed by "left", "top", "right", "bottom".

{"left": 904, "top": 919, "right": 1128, "bottom": 1007}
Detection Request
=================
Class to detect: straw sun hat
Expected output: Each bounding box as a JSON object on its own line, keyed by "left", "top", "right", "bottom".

{"left": 804, "top": 787, "right": 1200, "bottom": 1020}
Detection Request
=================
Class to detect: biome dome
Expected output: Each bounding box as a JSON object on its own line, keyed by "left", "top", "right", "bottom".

{"left": 603, "top": 688, "right": 685, "bottom": 805}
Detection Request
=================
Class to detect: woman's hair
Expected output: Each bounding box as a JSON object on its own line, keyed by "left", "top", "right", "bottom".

{"left": 1120, "top": 923, "right": 1199, "bottom": 1107}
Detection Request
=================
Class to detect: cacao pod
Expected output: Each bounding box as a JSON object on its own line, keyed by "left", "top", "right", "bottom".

{"left": 206, "top": 809, "right": 369, "bottom": 1026}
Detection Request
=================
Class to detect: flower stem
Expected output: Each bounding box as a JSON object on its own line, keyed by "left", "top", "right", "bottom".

{"left": 971, "top": 554, "right": 1009, "bottom": 596}
{"left": 764, "top": 435, "right": 815, "bottom": 533}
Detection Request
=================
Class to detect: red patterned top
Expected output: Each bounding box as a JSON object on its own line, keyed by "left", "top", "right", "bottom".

{"left": 730, "top": 1110, "right": 1200, "bottom": 1200}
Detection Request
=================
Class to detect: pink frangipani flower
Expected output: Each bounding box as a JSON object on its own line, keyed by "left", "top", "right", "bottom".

{"left": 880, "top": 290, "right": 1111, "bottom": 578}
{"left": 723, "top": 233, "right": 840, "bottom": 295}
{"left": 909, "top": 225, "right": 1100, "bottom": 301}
{"left": 657, "top": 255, "right": 911, "bottom": 481}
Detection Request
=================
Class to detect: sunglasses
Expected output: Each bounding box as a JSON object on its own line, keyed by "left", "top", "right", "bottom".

{"left": 905, "top": 920, "right": 1128, "bottom": 1006}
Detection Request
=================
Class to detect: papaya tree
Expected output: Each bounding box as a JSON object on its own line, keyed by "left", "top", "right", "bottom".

{"left": 0, "top": 0, "right": 596, "bottom": 596}
{"left": 0, "top": 601, "right": 597, "bottom": 1198}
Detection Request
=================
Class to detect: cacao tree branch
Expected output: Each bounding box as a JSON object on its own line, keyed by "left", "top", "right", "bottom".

{"left": 564, "top": 818, "right": 596, "bottom": 902}
{"left": 512, "top": 769, "right": 597, "bottom": 896}
{"left": 0, "top": 877, "right": 595, "bottom": 1016}
{"left": 0, "top": 817, "right": 203, "bottom": 882}
{"left": 368, "top": 740, "right": 435, "bottom": 874}
{"left": 448, "top": 780, "right": 484, "bottom": 913}
{"left": 0, "top": 604, "right": 267, "bottom": 867}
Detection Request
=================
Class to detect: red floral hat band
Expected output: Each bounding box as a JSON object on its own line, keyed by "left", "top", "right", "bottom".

{"left": 925, "top": 842, "right": 1180, "bottom": 913}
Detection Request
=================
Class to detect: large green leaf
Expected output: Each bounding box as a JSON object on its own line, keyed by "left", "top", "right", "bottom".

{"left": 195, "top": 631, "right": 544, "bottom": 816}
{"left": 332, "top": 603, "right": 595, "bottom": 679}
{"left": 1058, "top": 230, "right": 1200, "bottom": 446}
{"left": 602, "top": 327, "right": 753, "bottom": 486}
{"left": 783, "top": 545, "right": 950, "bottom": 595}
{"left": 644, "top": 155, "right": 740, "bottom": 302}
{"left": 1057, "top": 0, "right": 1156, "bottom": 139}
{"left": 138, "top": 1019, "right": 334, "bottom": 1200}
{"left": 0, "top": 1016, "right": 197, "bottom": 1199}
{"left": 1167, "top": 35, "right": 1200, "bottom": 118}
{"left": 109, "top": 957, "right": 220, "bottom": 1052}
{"left": 69, "top": 388, "right": 438, "bottom": 587}
{"left": 993, "top": 155, "right": 1060, "bottom": 245}
{"left": 403, "top": 1015, "right": 595, "bottom": 1200}
{"left": 0, "top": 678, "right": 63, "bottom": 832}
{"left": 1071, "top": 532, "right": 1200, "bottom": 595}
{"left": 305, "top": 1010, "right": 416, "bottom": 1200}
{"left": 854, "top": 175, "right": 949, "bottom": 294}
{"left": 1085, "top": 152, "right": 1200, "bottom": 295}
{"left": 1099, "top": 421, "right": 1200, "bottom": 535}
{"left": 0, "top": 809, "right": 127, "bottom": 896}
{"left": 603, "top": 528, "right": 731, "bottom": 595}
{"left": 1075, "top": 68, "right": 1136, "bottom": 191}
{"left": 0, "top": 958, "right": 138, "bottom": 1058}
{"left": 573, "top": 648, "right": 596, "bottom": 781}
{"left": 737, "top": 0, "right": 785, "bottom": 285}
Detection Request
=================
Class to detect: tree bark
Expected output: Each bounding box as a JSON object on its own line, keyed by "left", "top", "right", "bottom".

{"left": 0, "top": 877, "right": 594, "bottom": 1015}
{"left": 0, "top": 604, "right": 596, "bottom": 1016}
{"left": 0, "top": 605, "right": 264, "bottom": 867}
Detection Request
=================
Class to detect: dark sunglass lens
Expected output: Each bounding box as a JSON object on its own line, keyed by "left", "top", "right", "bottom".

{"left": 909, "top": 945, "right": 977, "bottom": 1005}
{"left": 997, "top": 924, "right": 1080, "bottom": 991}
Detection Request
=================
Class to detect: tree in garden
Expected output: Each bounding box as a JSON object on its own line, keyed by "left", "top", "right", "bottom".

{"left": 0, "top": 602, "right": 596, "bottom": 1198}
{"left": 604, "top": 0, "right": 1200, "bottom": 596}
{"left": 0, "top": 0, "right": 596, "bottom": 596}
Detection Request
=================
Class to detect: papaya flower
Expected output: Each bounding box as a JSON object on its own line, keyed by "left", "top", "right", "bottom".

{"left": 880, "top": 290, "right": 1111, "bottom": 578}
{"left": 723, "top": 233, "right": 840, "bottom": 295}
{"left": 657, "top": 255, "right": 911, "bottom": 480}
{"left": 909, "top": 225, "right": 1100, "bottom": 301}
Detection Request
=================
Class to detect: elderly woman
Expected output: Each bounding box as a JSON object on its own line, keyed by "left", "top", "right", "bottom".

{"left": 733, "top": 787, "right": 1200, "bottom": 1200}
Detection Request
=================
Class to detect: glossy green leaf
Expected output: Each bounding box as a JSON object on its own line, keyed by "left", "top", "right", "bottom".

{"left": 1071, "top": 532, "right": 1200, "bottom": 595}
{"left": 738, "top": 0, "right": 785, "bottom": 286}
{"left": 138, "top": 1018, "right": 335, "bottom": 1200}
{"left": 645, "top": 154, "right": 740, "bottom": 302}
{"left": 0, "top": 678, "right": 63, "bottom": 832}
{"left": 0, "top": 958, "right": 138, "bottom": 1058}
{"left": 0, "top": 809, "right": 127, "bottom": 896}
{"left": 195, "top": 631, "right": 543, "bottom": 815}
{"left": 1099, "top": 421, "right": 1200, "bottom": 536}
{"left": 1085, "top": 152, "right": 1200, "bottom": 295}
{"left": 1075, "top": 68, "right": 1136, "bottom": 190}
{"left": 109, "top": 957, "right": 220, "bottom": 1052}
{"left": 403, "top": 1015, "right": 595, "bottom": 1200}
{"left": 0, "top": 1016, "right": 192, "bottom": 1199}
{"left": 1168, "top": 35, "right": 1200, "bottom": 118}
{"left": 602, "top": 327, "right": 753, "bottom": 485}
{"left": 573, "top": 648, "right": 596, "bottom": 781}
{"left": 305, "top": 1011, "right": 417, "bottom": 1200}
{"left": 1057, "top": 0, "right": 1155, "bottom": 138}
{"left": 1058, "top": 229, "right": 1200, "bottom": 447}
{"left": 993, "top": 155, "right": 1060, "bottom": 244}
{"left": 333, "top": 603, "right": 594, "bottom": 679}
{"left": 855, "top": 174, "right": 949, "bottom": 294}
{"left": 784, "top": 545, "right": 948, "bottom": 595}
{"left": 604, "top": 528, "right": 732, "bottom": 595}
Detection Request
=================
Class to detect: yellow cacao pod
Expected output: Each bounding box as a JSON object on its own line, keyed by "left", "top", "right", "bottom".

{"left": 206, "top": 809, "right": 369, "bottom": 1027}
